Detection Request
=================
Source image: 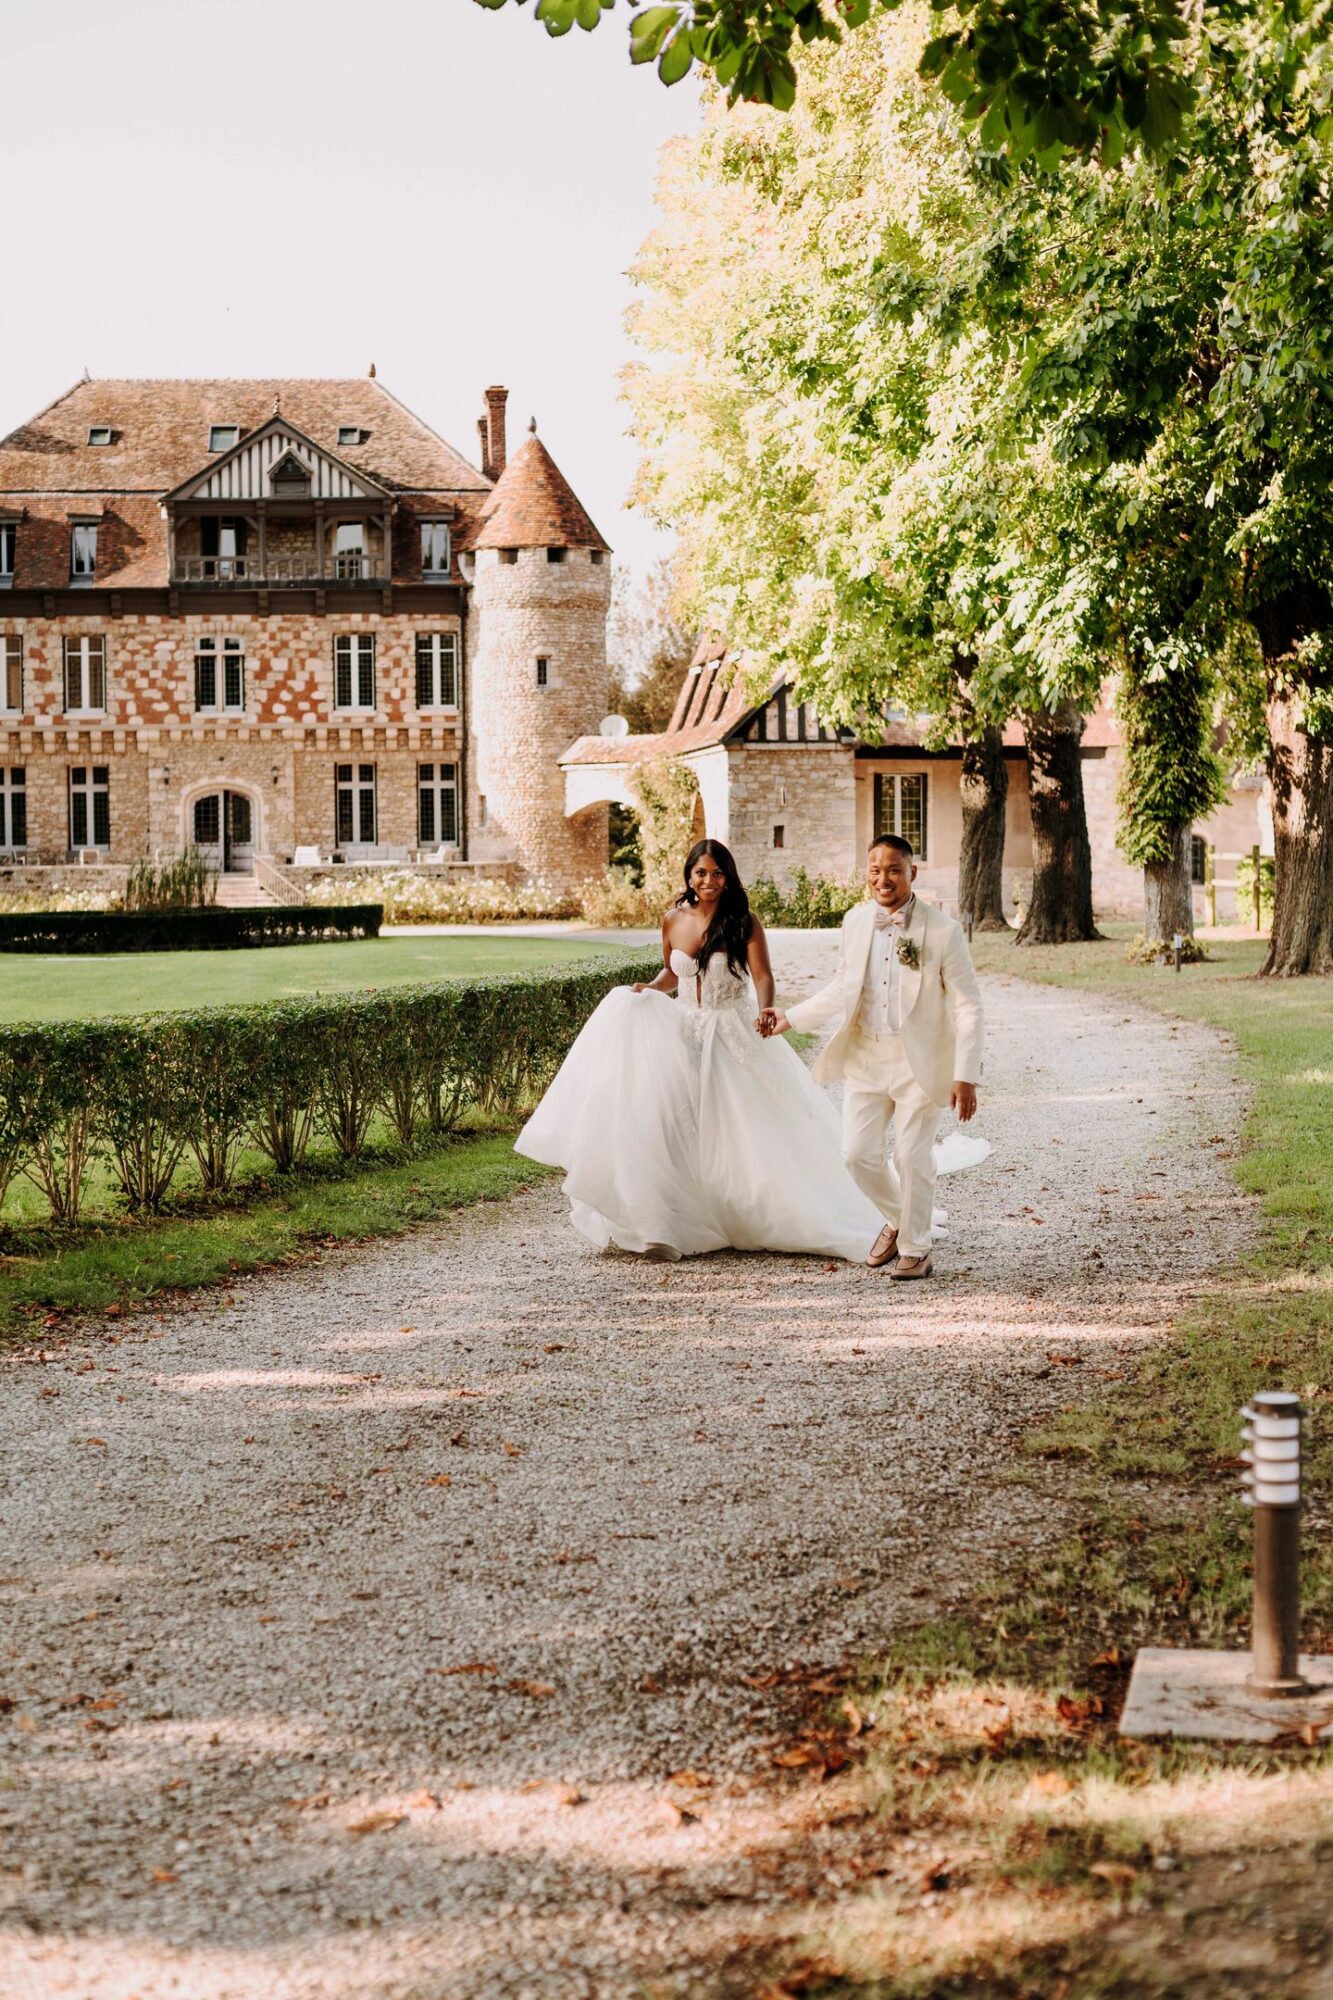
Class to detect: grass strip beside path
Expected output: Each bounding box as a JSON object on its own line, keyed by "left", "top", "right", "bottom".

{"left": 0, "top": 1135, "right": 550, "bottom": 1344}
{"left": 777, "top": 932, "right": 1333, "bottom": 2000}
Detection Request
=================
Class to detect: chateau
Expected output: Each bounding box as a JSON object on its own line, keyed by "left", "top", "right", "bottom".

{"left": 0, "top": 375, "right": 609, "bottom": 894}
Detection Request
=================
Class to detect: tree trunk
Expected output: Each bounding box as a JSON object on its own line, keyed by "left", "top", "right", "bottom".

{"left": 1016, "top": 706, "right": 1101, "bottom": 944}
{"left": 1252, "top": 584, "right": 1333, "bottom": 978}
{"left": 1262, "top": 690, "right": 1333, "bottom": 976}
{"left": 1142, "top": 824, "right": 1196, "bottom": 944}
{"left": 958, "top": 726, "right": 1010, "bottom": 930}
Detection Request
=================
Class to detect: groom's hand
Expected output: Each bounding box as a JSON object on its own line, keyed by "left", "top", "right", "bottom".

{"left": 756, "top": 1008, "right": 790, "bottom": 1037}
{"left": 950, "top": 1081, "right": 978, "bottom": 1122}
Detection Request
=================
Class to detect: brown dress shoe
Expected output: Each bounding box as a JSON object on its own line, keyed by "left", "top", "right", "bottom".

{"left": 866, "top": 1226, "right": 899, "bottom": 1269}
{"left": 889, "top": 1252, "right": 933, "bottom": 1281}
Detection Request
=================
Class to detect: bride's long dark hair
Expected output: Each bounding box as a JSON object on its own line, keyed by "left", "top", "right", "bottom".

{"left": 676, "top": 838, "right": 753, "bottom": 978}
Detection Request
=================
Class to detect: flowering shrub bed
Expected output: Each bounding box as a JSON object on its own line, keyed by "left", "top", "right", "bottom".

{"left": 0, "top": 950, "right": 654, "bottom": 1221}
{"left": 749, "top": 868, "right": 866, "bottom": 929}
{"left": 302, "top": 869, "right": 582, "bottom": 924}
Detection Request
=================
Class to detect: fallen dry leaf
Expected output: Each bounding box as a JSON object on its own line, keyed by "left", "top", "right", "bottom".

{"left": 82, "top": 1437, "right": 107, "bottom": 1447}
{"left": 506, "top": 1679, "right": 556, "bottom": 1698}
{"left": 346, "top": 1810, "right": 405, "bottom": 1836}
{"left": 1090, "top": 1647, "right": 1122, "bottom": 1669}
{"left": 502, "top": 1441, "right": 523, "bottom": 1458}
{"left": 405, "top": 1789, "right": 442, "bottom": 1810}
{"left": 543, "top": 1343, "right": 564, "bottom": 1353}
{"left": 428, "top": 1661, "right": 496, "bottom": 1678}
{"left": 1090, "top": 1861, "right": 1139, "bottom": 1891}
{"left": 1029, "top": 1771, "right": 1074, "bottom": 1796}
{"left": 667, "top": 1768, "right": 714, "bottom": 1789}
{"left": 286, "top": 1792, "right": 332, "bottom": 1810}
{"left": 424, "top": 1474, "right": 452, "bottom": 1488}
{"left": 1057, "top": 1693, "right": 1104, "bottom": 1730}
{"left": 150, "top": 1867, "right": 177, "bottom": 1885}
{"left": 742, "top": 1670, "right": 782, "bottom": 1690}
{"left": 1046, "top": 1354, "right": 1083, "bottom": 1367}
{"left": 920, "top": 1855, "right": 952, "bottom": 1893}
{"left": 841, "top": 1697, "right": 864, "bottom": 1739}
{"left": 983, "top": 1714, "right": 1013, "bottom": 1756}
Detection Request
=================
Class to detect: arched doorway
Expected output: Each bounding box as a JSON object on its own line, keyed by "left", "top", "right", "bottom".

{"left": 193, "top": 789, "right": 254, "bottom": 872}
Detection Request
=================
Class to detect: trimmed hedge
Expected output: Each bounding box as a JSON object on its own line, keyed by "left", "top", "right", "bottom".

{"left": 0, "top": 904, "right": 384, "bottom": 954}
{"left": 0, "top": 951, "right": 656, "bottom": 1221}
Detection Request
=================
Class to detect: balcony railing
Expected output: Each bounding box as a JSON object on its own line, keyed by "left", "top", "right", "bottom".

{"left": 173, "top": 555, "right": 387, "bottom": 585}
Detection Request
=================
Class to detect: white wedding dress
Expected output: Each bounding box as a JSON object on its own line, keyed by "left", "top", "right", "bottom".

{"left": 516, "top": 948, "right": 989, "bottom": 1262}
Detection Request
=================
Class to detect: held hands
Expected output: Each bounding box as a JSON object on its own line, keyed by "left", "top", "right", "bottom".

{"left": 950, "top": 1081, "right": 978, "bottom": 1123}
{"left": 755, "top": 1009, "right": 790, "bottom": 1038}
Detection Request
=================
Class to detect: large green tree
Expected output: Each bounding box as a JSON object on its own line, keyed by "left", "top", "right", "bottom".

{"left": 474, "top": 0, "right": 1195, "bottom": 162}
{"left": 628, "top": 0, "right": 1333, "bottom": 968}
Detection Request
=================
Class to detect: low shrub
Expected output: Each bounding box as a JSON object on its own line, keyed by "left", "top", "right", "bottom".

{"left": 1125, "top": 932, "right": 1210, "bottom": 966}
{"left": 0, "top": 950, "right": 656, "bottom": 1221}
{"left": 749, "top": 867, "right": 866, "bottom": 929}
{"left": 0, "top": 905, "right": 382, "bottom": 954}
{"left": 303, "top": 869, "right": 581, "bottom": 924}
{"left": 580, "top": 866, "right": 661, "bottom": 929}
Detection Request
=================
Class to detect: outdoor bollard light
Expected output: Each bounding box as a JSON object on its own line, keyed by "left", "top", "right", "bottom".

{"left": 1172, "top": 931, "right": 1183, "bottom": 972}
{"left": 1240, "top": 1391, "right": 1308, "bottom": 1696}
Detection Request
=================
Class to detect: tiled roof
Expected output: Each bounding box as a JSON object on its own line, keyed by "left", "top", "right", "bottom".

{"left": 0, "top": 377, "right": 490, "bottom": 496}
{"left": 471, "top": 432, "right": 609, "bottom": 551}
{"left": 563, "top": 643, "right": 1130, "bottom": 769}
{"left": 0, "top": 377, "right": 493, "bottom": 590}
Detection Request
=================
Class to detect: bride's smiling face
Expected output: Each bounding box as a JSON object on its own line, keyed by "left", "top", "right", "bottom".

{"left": 689, "top": 853, "right": 728, "bottom": 906}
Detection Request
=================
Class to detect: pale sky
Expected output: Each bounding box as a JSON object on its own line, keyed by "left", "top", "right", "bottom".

{"left": 0, "top": 0, "right": 700, "bottom": 572}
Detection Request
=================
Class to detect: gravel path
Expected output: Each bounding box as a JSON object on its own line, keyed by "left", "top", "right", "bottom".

{"left": 0, "top": 945, "right": 1256, "bottom": 2000}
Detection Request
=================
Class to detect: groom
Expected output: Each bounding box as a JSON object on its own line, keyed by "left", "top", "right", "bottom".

{"left": 761, "top": 835, "right": 985, "bottom": 1278}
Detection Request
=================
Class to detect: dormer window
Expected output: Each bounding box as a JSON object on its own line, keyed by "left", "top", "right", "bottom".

{"left": 269, "top": 450, "right": 311, "bottom": 495}
{"left": 208, "top": 425, "right": 239, "bottom": 452}
{"left": 421, "top": 521, "right": 450, "bottom": 578}
{"left": 337, "top": 426, "right": 363, "bottom": 447}
{"left": 87, "top": 426, "right": 112, "bottom": 447}
{"left": 0, "top": 522, "right": 14, "bottom": 585}
{"left": 70, "top": 522, "right": 98, "bottom": 582}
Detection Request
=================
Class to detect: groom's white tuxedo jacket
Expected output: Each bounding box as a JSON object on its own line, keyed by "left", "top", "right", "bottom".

{"left": 786, "top": 898, "right": 985, "bottom": 1108}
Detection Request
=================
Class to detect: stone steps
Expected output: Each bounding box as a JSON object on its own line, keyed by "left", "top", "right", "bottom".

{"left": 212, "top": 871, "right": 277, "bottom": 909}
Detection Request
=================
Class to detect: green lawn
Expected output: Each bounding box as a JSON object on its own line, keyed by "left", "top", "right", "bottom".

{"left": 764, "top": 928, "right": 1333, "bottom": 2000}
{"left": 0, "top": 933, "right": 618, "bottom": 1022}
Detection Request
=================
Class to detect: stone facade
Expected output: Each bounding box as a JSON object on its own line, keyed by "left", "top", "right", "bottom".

{"left": 0, "top": 609, "right": 465, "bottom": 864}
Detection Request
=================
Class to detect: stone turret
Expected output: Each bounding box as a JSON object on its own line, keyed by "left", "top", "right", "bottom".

{"left": 465, "top": 413, "right": 611, "bottom": 889}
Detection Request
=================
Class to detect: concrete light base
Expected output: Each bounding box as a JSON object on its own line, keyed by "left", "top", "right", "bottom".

{"left": 1119, "top": 1647, "right": 1333, "bottom": 1743}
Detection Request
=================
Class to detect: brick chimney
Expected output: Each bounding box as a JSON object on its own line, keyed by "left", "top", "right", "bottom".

{"left": 477, "top": 415, "right": 492, "bottom": 480}
{"left": 484, "top": 385, "right": 508, "bottom": 481}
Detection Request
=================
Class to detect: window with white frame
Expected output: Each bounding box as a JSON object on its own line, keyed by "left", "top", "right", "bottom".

{"left": 333, "top": 634, "right": 376, "bottom": 710}
{"left": 0, "top": 767, "right": 25, "bottom": 848}
{"left": 87, "top": 426, "right": 113, "bottom": 447}
{"left": 333, "top": 522, "right": 367, "bottom": 579}
{"left": 194, "top": 636, "right": 245, "bottom": 712}
{"left": 63, "top": 635, "right": 106, "bottom": 714}
{"left": 417, "top": 762, "right": 459, "bottom": 846}
{"left": 69, "top": 765, "right": 110, "bottom": 849}
{"left": 415, "top": 632, "right": 458, "bottom": 710}
{"left": 421, "top": 520, "right": 451, "bottom": 577}
{"left": 208, "top": 425, "right": 239, "bottom": 452}
{"left": 0, "top": 522, "right": 15, "bottom": 583}
{"left": 1, "top": 636, "right": 21, "bottom": 713}
{"left": 70, "top": 523, "right": 98, "bottom": 582}
{"left": 873, "top": 771, "right": 928, "bottom": 861}
{"left": 337, "top": 425, "right": 362, "bottom": 448}
{"left": 335, "top": 763, "right": 377, "bottom": 845}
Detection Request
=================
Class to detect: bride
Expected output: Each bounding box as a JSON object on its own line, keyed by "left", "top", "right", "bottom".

{"left": 516, "top": 839, "right": 985, "bottom": 1262}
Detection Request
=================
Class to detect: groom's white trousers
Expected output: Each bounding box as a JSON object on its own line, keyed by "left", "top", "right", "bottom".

{"left": 840, "top": 1030, "right": 940, "bottom": 1258}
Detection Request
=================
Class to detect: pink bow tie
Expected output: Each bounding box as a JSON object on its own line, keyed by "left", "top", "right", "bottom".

{"left": 874, "top": 902, "right": 910, "bottom": 931}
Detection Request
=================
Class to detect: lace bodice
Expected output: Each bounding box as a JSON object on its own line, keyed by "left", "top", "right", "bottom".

{"left": 669, "top": 948, "right": 749, "bottom": 1013}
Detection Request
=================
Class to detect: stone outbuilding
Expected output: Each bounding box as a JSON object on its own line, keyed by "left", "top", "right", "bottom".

{"left": 561, "top": 640, "right": 1269, "bottom": 921}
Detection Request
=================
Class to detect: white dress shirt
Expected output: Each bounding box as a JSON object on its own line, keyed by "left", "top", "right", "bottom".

{"left": 857, "top": 895, "right": 915, "bottom": 1036}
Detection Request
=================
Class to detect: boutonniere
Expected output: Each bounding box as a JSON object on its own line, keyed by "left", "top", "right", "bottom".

{"left": 896, "top": 938, "right": 921, "bottom": 972}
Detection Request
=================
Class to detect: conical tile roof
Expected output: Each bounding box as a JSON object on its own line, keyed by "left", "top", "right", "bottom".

{"left": 471, "top": 431, "right": 609, "bottom": 551}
